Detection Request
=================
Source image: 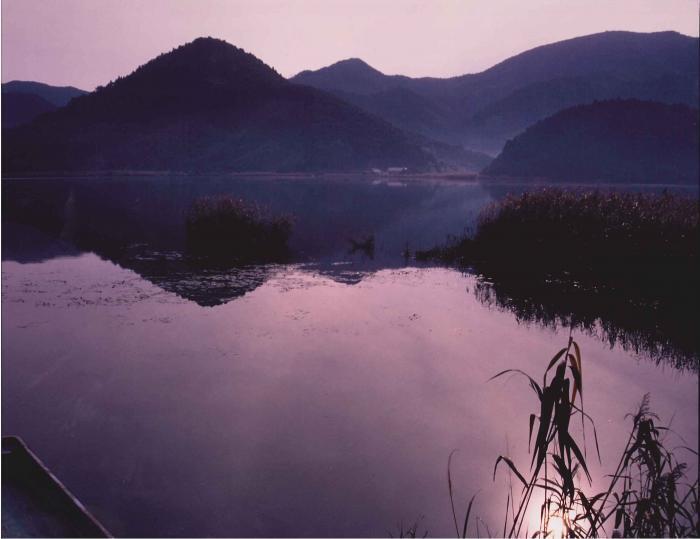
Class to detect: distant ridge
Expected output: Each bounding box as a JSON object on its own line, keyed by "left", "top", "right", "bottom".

{"left": 5, "top": 32, "right": 697, "bottom": 173}
{"left": 482, "top": 99, "right": 699, "bottom": 184}
{"left": 2, "top": 80, "right": 87, "bottom": 107}
{"left": 294, "top": 58, "right": 411, "bottom": 95}
{"left": 292, "top": 31, "right": 699, "bottom": 153}
{"left": 1, "top": 92, "right": 56, "bottom": 128}
{"left": 2, "top": 81, "right": 88, "bottom": 128}
{"left": 3, "top": 38, "right": 433, "bottom": 173}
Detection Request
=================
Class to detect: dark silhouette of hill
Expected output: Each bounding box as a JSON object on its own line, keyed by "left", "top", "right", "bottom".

{"left": 482, "top": 100, "right": 699, "bottom": 183}
{"left": 294, "top": 58, "right": 410, "bottom": 94}
{"left": 2, "top": 80, "right": 87, "bottom": 106}
{"left": 2, "top": 81, "right": 88, "bottom": 127}
{"left": 292, "top": 31, "right": 699, "bottom": 153}
{"left": 1, "top": 92, "right": 57, "bottom": 128}
{"left": 2, "top": 38, "right": 433, "bottom": 173}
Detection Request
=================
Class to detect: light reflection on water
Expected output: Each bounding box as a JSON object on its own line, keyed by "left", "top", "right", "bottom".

{"left": 2, "top": 254, "right": 697, "bottom": 537}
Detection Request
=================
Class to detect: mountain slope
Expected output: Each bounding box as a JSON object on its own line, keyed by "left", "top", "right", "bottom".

{"left": 3, "top": 38, "right": 433, "bottom": 173}
{"left": 1, "top": 92, "right": 57, "bottom": 128}
{"left": 482, "top": 100, "right": 699, "bottom": 183}
{"left": 2, "top": 80, "right": 87, "bottom": 106}
{"left": 2, "top": 81, "right": 88, "bottom": 127}
{"left": 292, "top": 31, "right": 699, "bottom": 153}
{"left": 293, "top": 59, "right": 463, "bottom": 144}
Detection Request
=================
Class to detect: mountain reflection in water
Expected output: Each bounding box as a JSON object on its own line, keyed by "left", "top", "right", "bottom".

{"left": 2, "top": 175, "right": 697, "bottom": 367}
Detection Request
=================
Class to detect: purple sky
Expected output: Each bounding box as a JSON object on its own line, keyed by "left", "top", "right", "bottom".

{"left": 2, "top": 0, "right": 698, "bottom": 90}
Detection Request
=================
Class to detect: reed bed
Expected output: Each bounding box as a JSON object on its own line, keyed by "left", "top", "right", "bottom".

{"left": 418, "top": 188, "right": 697, "bottom": 271}
{"left": 185, "top": 194, "right": 292, "bottom": 264}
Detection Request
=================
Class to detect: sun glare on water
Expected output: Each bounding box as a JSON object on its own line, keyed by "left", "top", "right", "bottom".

{"left": 546, "top": 516, "right": 565, "bottom": 539}
{"left": 525, "top": 500, "right": 567, "bottom": 539}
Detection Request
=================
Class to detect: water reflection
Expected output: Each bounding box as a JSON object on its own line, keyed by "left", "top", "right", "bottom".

{"left": 2, "top": 176, "right": 697, "bottom": 365}
{"left": 2, "top": 176, "right": 489, "bottom": 302}
{"left": 2, "top": 259, "right": 697, "bottom": 537}
{"left": 472, "top": 270, "right": 698, "bottom": 371}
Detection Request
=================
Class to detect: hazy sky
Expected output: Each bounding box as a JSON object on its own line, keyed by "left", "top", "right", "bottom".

{"left": 2, "top": 0, "right": 698, "bottom": 90}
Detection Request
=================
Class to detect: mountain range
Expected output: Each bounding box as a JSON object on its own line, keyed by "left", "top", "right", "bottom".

{"left": 2, "top": 30, "right": 698, "bottom": 176}
{"left": 2, "top": 38, "right": 435, "bottom": 173}
{"left": 293, "top": 31, "right": 698, "bottom": 154}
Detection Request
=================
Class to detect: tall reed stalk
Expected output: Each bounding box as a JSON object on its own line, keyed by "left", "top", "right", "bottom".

{"left": 450, "top": 337, "right": 698, "bottom": 538}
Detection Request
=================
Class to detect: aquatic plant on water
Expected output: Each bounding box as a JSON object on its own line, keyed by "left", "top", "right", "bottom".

{"left": 448, "top": 337, "right": 699, "bottom": 538}
{"left": 185, "top": 195, "right": 292, "bottom": 264}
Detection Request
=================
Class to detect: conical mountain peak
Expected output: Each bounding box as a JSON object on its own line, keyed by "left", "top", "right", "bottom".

{"left": 107, "top": 36, "right": 285, "bottom": 92}
{"left": 3, "top": 38, "right": 432, "bottom": 173}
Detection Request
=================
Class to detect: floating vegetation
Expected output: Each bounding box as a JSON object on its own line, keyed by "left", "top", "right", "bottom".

{"left": 185, "top": 195, "right": 292, "bottom": 265}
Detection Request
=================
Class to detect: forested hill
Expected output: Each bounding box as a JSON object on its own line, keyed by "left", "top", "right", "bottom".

{"left": 292, "top": 31, "right": 699, "bottom": 154}
{"left": 2, "top": 38, "right": 433, "bottom": 174}
{"left": 482, "top": 100, "right": 699, "bottom": 184}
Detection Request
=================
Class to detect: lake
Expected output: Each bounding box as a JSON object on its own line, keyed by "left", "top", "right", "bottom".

{"left": 2, "top": 176, "right": 698, "bottom": 537}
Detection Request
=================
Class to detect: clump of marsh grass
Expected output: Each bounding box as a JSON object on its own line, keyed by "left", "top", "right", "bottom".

{"left": 450, "top": 337, "right": 698, "bottom": 538}
{"left": 185, "top": 195, "right": 292, "bottom": 264}
{"left": 418, "top": 188, "right": 698, "bottom": 272}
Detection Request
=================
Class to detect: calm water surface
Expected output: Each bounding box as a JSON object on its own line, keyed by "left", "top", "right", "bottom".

{"left": 2, "top": 176, "right": 698, "bottom": 537}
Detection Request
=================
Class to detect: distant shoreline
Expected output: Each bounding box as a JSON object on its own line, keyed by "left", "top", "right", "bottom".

{"left": 2, "top": 171, "right": 698, "bottom": 189}
{"left": 1, "top": 170, "right": 481, "bottom": 182}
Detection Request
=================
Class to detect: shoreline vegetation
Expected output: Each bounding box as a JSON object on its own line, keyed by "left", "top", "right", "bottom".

{"left": 416, "top": 189, "right": 698, "bottom": 267}
{"left": 4, "top": 170, "right": 700, "bottom": 190}
{"left": 417, "top": 189, "right": 699, "bottom": 368}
